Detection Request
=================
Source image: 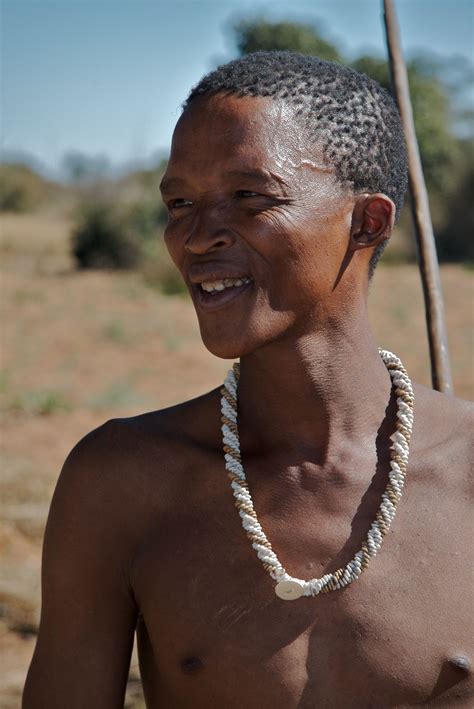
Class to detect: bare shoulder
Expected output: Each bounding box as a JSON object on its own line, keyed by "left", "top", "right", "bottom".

{"left": 410, "top": 383, "right": 473, "bottom": 494}
{"left": 96, "top": 384, "right": 223, "bottom": 468}
{"left": 412, "top": 383, "right": 472, "bottom": 443}
{"left": 57, "top": 386, "right": 222, "bottom": 518}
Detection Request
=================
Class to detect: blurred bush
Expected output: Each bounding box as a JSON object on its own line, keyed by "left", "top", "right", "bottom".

{"left": 70, "top": 163, "right": 165, "bottom": 267}
{"left": 435, "top": 139, "right": 474, "bottom": 262}
{"left": 71, "top": 201, "right": 143, "bottom": 269}
{"left": 0, "top": 163, "right": 51, "bottom": 212}
{"left": 69, "top": 163, "right": 187, "bottom": 293}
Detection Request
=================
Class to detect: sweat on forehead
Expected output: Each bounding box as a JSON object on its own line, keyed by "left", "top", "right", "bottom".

{"left": 184, "top": 51, "right": 408, "bottom": 224}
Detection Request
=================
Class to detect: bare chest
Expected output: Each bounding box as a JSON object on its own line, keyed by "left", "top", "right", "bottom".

{"left": 130, "top": 474, "right": 473, "bottom": 708}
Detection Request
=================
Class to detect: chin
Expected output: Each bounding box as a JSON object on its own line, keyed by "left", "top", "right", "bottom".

{"left": 198, "top": 317, "right": 291, "bottom": 360}
{"left": 200, "top": 331, "right": 252, "bottom": 360}
{"left": 197, "top": 318, "right": 262, "bottom": 359}
{"left": 194, "top": 294, "right": 297, "bottom": 358}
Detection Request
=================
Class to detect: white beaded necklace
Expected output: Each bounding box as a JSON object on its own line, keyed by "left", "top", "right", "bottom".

{"left": 220, "top": 349, "right": 414, "bottom": 600}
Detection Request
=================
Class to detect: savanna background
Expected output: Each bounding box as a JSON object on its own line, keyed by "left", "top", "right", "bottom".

{"left": 1, "top": 1, "right": 473, "bottom": 706}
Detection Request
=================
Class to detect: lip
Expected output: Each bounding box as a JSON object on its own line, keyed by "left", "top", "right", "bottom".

{"left": 188, "top": 264, "right": 252, "bottom": 285}
{"left": 192, "top": 280, "right": 253, "bottom": 312}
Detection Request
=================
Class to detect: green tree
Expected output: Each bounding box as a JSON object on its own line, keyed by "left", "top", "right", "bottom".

{"left": 233, "top": 19, "right": 342, "bottom": 63}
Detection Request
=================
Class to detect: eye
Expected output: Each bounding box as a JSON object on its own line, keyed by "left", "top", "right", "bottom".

{"left": 235, "top": 190, "right": 260, "bottom": 199}
{"left": 168, "top": 198, "right": 193, "bottom": 210}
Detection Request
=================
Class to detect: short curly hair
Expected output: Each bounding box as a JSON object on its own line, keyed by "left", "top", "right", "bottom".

{"left": 184, "top": 51, "right": 408, "bottom": 277}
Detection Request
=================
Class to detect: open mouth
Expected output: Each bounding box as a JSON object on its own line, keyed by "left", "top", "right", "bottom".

{"left": 193, "top": 276, "right": 254, "bottom": 310}
{"left": 199, "top": 276, "right": 253, "bottom": 294}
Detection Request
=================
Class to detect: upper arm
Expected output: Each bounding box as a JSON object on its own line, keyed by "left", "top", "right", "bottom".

{"left": 23, "top": 421, "right": 139, "bottom": 708}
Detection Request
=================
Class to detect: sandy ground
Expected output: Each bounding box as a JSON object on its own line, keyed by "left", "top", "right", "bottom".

{"left": 1, "top": 213, "right": 472, "bottom": 706}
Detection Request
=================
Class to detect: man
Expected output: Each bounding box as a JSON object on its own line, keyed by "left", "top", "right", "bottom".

{"left": 24, "top": 52, "right": 472, "bottom": 707}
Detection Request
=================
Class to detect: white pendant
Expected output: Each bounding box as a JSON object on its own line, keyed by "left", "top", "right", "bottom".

{"left": 275, "top": 580, "right": 304, "bottom": 600}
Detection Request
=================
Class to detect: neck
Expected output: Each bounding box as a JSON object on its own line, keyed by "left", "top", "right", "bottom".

{"left": 237, "top": 309, "right": 393, "bottom": 463}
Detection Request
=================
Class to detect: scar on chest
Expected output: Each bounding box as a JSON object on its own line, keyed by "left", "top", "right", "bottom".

{"left": 181, "top": 656, "right": 204, "bottom": 674}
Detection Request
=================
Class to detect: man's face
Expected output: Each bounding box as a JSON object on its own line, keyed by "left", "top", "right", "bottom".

{"left": 160, "top": 94, "right": 356, "bottom": 358}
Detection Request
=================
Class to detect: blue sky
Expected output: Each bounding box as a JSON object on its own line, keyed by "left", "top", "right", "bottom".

{"left": 2, "top": 0, "right": 473, "bottom": 175}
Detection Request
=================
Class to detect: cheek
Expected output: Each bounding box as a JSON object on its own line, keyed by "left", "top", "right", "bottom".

{"left": 163, "top": 226, "right": 185, "bottom": 270}
{"left": 291, "top": 208, "right": 351, "bottom": 278}
{"left": 252, "top": 210, "right": 345, "bottom": 296}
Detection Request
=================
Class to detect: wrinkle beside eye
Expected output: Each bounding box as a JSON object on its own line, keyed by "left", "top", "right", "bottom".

{"left": 238, "top": 192, "right": 294, "bottom": 208}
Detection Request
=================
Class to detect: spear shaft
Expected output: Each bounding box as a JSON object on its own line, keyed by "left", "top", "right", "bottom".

{"left": 383, "top": 0, "right": 453, "bottom": 393}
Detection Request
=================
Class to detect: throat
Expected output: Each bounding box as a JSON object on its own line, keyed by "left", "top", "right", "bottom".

{"left": 236, "top": 335, "right": 393, "bottom": 457}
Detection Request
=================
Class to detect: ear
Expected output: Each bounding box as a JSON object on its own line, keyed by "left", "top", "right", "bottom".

{"left": 349, "top": 193, "right": 396, "bottom": 252}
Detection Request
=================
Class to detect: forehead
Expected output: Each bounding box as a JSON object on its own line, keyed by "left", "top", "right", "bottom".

{"left": 167, "top": 94, "right": 323, "bottom": 179}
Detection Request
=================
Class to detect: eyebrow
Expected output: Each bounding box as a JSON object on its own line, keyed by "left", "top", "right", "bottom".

{"left": 159, "top": 169, "right": 289, "bottom": 195}
{"left": 224, "top": 169, "right": 289, "bottom": 192}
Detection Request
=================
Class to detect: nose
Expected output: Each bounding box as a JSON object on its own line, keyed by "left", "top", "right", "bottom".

{"left": 184, "top": 204, "right": 235, "bottom": 255}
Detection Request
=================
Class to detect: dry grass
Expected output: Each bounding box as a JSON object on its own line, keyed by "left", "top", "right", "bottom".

{"left": 0, "top": 212, "right": 472, "bottom": 706}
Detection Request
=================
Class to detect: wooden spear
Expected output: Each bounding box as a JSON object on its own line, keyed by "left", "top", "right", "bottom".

{"left": 382, "top": 0, "right": 453, "bottom": 393}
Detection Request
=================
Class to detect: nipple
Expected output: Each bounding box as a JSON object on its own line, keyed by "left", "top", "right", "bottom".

{"left": 181, "top": 656, "right": 204, "bottom": 674}
{"left": 428, "top": 654, "right": 472, "bottom": 701}
{"left": 448, "top": 655, "right": 471, "bottom": 673}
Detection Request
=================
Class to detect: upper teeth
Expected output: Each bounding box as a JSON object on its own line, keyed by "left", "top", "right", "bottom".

{"left": 201, "top": 277, "right": 252, "bottom": 293}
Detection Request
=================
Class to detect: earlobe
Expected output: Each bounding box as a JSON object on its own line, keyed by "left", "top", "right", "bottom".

{"left": 349, "top": 193, "right": 395, "bottom": 252}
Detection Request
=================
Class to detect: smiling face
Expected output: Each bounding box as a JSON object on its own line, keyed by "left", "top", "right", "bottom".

{"left": 160, "top": 93, "right": 370, "bottom": 359}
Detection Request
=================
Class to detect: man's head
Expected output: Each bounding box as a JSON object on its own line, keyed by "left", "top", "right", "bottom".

{"left": 184, "top": 51, "right": 408, "bottom": 272}
{"left": 160, "top": 52, "right": 407, "bottom": 358}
